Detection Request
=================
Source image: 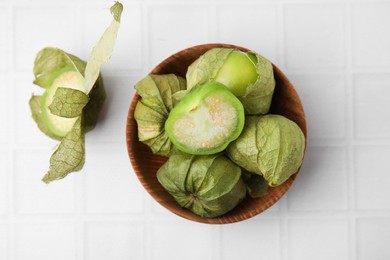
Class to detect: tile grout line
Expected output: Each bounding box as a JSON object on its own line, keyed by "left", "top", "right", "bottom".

{"left": 144, "top": 201, "right": 153, "bottom": 260}
{"left": 210, "top": 4, "right": 224, "bottom": 260}
{"left": 345, "top": 1, "right": 357, "bottom": 260}
{"left": 209, "top": 2, "right": 218, "bottom": 43}
{"left": 277, "top": 2, "right": 288, "bottom": 260}
{"left": 278, "top": 2, "right": 286, "bottom": 71}
{"left": 11, "top": 66, "right": 390, "bottom": 79}
{"left": 217, "top": 225, "right": 223, "bottom": 260}
{"left": 0, "top": 4, "right": 12, "bottom": 260}
{"left": 8, "top": 2, "right": 17, "bottom": 259}
{"left": 75, "top": 3, "right": 85, "bottom": 260}
{"left": 143, "top": 0, "right": 152, "bottom": 73}
{"left": 0, "top": 2, "right": 11, "bottom": 160}
{"left": 12, "top": 137, "right": 390, "bottom": 152}
{"left": 3, "top": 208, "right": 390, "bottom": 220}
{"left": 138, "top": 0, "right": 148, "bottom": 75}
{"left": 279, "top": 201, "right": 288, "bottom": 260}
{"left": 142, "top": 2, "right": 154, "bottom": 260}
{"left": 145, "top": 1, "right": 154, "bottom": 74}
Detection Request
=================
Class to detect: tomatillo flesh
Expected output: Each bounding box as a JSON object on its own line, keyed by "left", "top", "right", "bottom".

{"left": 165, "top": 82, "right": 245, "bottom": 155}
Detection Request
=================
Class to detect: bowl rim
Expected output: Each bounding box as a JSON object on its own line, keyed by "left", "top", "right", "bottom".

{"left": 126, "top": 43, "right": 307, "bottom": 224}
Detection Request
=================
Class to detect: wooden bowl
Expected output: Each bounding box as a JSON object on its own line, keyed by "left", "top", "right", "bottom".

{"left": 126, "top": 43, "right": 307, "bottom": 224}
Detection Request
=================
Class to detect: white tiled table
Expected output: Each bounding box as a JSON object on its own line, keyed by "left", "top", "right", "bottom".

{"left": 0, "top": 0, "right": 389, "bottom": 259}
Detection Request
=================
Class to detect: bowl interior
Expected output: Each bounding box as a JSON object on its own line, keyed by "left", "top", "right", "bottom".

{"left": 126, "top": 43, "right": 307, "bottom": 224}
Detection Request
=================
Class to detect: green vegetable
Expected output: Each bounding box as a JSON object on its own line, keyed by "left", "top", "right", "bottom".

{"left": 30, "top": 1, "right": 123, "bottom": 183}
{"left": 134, "top": 74, "right": 186, "bottom": 156}
{"left": 165, "top": 82, "right": 245, "bottom": 155}
{"left": 226, "top": 115, "right": 305, "bottom": 186}
{"left": 33, "top": 48, "right": 86, "bottom": 89}
{"left": 157, "top": 152, "right": 246, "bottom": 218}
{"left": 213, "top": 50, "right": 258, "bottom": 97}
{"left": 40, "top": 68, "right": 86, "bottom": 138}
{"left": 241, "top": 171, "right": 268, "bottom": 198}
{"left": 32, "top": 50, "right": 89, "bottom": 140}
{"left": 32, "top": 47, "right": 107, "bottom": 139}
{"left": 29, "top": 95, "right": 60, "bottom": 140}
{"left": 186, "top": 48, "right": 275, "bottom": 115}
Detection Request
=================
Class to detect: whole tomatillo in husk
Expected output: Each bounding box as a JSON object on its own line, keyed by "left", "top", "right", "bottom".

{"left": 226, "top": 115, "right": 305, "bottom": 186}
{"left": 157, "top": 152, "right": 246, "bottom": 218}
{"left": 241, "top": 171, "right": 269, "bottom": 198}
{"left": 186, "top": 48, "right": 275, "bottom": 115}
{"left": 134, "top": 74, "right": 186, "bottom": 156}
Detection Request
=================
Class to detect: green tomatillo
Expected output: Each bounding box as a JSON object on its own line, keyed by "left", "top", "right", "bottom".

{"left": 157, "top": 152, "right": 247, "bottom": 218}
{"left": 134, "top": 74, "right": 186, "bottom": 157}
{"left": 226, "top": 115, "right": 305, "bottom": 186}
{"left": 186, "top": 48, "right": 275, "bottom": 115}
{"left": 213, "top": 50, "right": 258, "bottom": 97}
{"left": 165, "top": 82, "right": 245, "bottom": 155}
{"left": 40, "top": 66, "right": 87, "bottom": 138}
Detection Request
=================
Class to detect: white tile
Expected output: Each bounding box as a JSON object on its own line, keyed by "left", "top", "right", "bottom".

{"left": 354, "top": 74, "right": 390, "bottom": 139}
{"left": 12, "top": 0, "right": 77, "bottom": 2}
{"left": 0, "top": 152, "right": 7, "bottom": 216}
{"left": 355, "top": 146, "right": 390, "bottom": 210}
{"left": 84, "top": 148, "right": 144, "bottom": 214}
{"left": 288, "top": 74, "right": 346, "bottom": 140}
{"left": 288, "top": 219, "right": 348, "bottom": 260}
{"left": 267, "top": 199, "right": 281, "bottom": 212}
{"left": 85, "top": 222, "right": 144, "bottom": 260}
{"left": 352, "top": 3, "right": 390, "bottom": 67}
{"left": 0, "top": 74, "right": 8, "bottom": 144}
{"left": 148, "top": 5, "right": 209, "bottom": 68}
{"left": 0, "top": 224, "right": 7, "bottom": 260}
{"left": 14, "top": 77, "right": 56, "bottom": 145}
{"left": 14, "top": 7, "right": 77, "bottom": 71}
{"left": 149, "top": 0, "right": 197, "bottom": 1}
{"left": 85, "top": 76, "right": 136, "bottom": 145}
{"left": 82, "top": 4, "right": 143, "bottom": 71}
{"left": 14, "top": 223, "right": 76, "bottom": 260}
{"left": 284, "top": 4, "right": 344, "bottom": 68}
{"left": 151, "top": 199, "right": 180, "bottom": 219}
{"left": 357, "top": 218, "right": 390, "bottom": 260}
{"left": 221, "top": 218, "right": 280, "bottom": 260}
{"left": 216, "top": 4, "right": 279, "bottom": 64}
{"left": 283, "top": 0, "right": 345, "bottom": 1}
{"left": 0, "top": 8, "right": 8, "bottom": 71}
{"left": 14, "top": 150, "right": 76, "bottom": 215}
{"left": 288, "top": 146, "right": 348, "bottom": 211}
{"left": 151, "top": 221, "right": 218, "bottom": 260}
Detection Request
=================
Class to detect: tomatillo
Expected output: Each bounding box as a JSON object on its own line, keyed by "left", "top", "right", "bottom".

{"left": 186, "top": 48, "right": 275, "bottom": 115}
{"left": 165, "top": 82, "right": 245, "bottom": 155}
{"left": 213, "top": 50, "right": 258, "bottom": 97}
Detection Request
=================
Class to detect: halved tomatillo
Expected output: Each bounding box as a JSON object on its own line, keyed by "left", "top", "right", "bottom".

{"left": 41, "top": 67, "right": 86, "bottom": 138}
{"left": 165, "top": 82, "right": 245, "bottom": 155}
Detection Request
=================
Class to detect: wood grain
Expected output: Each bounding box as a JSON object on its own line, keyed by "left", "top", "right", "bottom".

{"left": 126, "top": 43, "right": 307, "bottom": 224}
